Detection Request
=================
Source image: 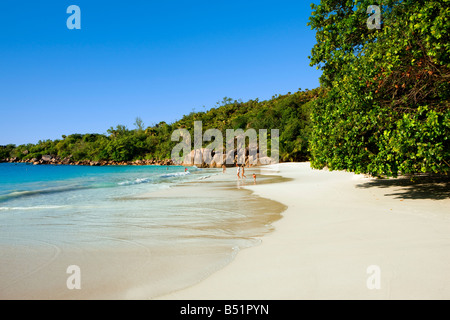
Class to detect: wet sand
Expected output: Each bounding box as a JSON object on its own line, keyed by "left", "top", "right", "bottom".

{"left": 161, "top": 162, "right": 450, "bottom": 300}
{"left": 0, "top": 167, "right": 286, "bottom": 299}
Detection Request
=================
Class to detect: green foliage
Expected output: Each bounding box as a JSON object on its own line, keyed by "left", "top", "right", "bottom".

{"left": 308, "top": 0, "right": 449, "bottom": 176}
{"left": 0, "top": 144, "right": 16, "bottom": 160}
{"left": 1, "top": 90, "right": 319, "bottom": 163}
{"left": 171, "top": 90, "right": 319, "bottom": 162}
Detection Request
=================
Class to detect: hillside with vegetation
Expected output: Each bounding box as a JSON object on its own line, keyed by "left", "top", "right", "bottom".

{"left": 1, "top": 0, "right": 448, "bottom": 177}
{"left": 0, "top": 89, "right": 320, "bottom": 165}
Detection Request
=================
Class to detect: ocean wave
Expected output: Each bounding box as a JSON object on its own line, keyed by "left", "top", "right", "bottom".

{"left": 117, "top": 178, "right": 153, "bottom": 186}
{"left": 118, "top": 172, "right": 191, "bottom": 186}
{"left": 0, "top": 170, "right": 195, "bottom": 203}
{"left": 0, "top": 205, "right": 68, "bottom": 211}
{"left": 0, "top": 185, "right": 92, "bottom": 203}
{"left": 159, "top": 172, "right": 190, "bottom": 179}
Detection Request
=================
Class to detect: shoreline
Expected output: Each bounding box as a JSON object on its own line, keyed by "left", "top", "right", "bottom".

{"left": 0, "top": 165, "right": 287, "bottom": 300}
{"left": 160, "top": 162, "right": 450, "bottom": 300}
{"left": 2, "top": 162, "right": 449, "bottom": 299}
{"left": 0, "top": 157, "right": 176, "bottom": 167}
{"left": 0, "top": 153, "right": 278, "bottom": 168}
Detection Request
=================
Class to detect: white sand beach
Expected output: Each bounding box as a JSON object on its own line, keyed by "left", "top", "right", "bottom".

{"left": 161, "top": 162, "right": 450, "bottom": 300}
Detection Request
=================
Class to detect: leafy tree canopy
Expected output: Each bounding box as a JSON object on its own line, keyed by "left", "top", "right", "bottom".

{"left": 308, "top": 0, "right": 449, "bottom": 176}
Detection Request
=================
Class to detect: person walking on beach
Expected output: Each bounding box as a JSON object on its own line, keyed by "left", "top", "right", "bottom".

{"left": 236, "top": 164, "right": 241, "bottom": 179}
{"left": 253, "top": 173, "right": 256, "bottom": 184}
{"left": 222, "top": 164, "right": 226, "bottom": 174}
{"left": 241, "top": 165, "right": 246, "bottom": 179}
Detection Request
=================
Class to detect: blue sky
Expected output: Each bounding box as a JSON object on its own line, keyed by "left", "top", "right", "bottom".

{"left": 0, "top": 1, "right": 321, "bottom": 145}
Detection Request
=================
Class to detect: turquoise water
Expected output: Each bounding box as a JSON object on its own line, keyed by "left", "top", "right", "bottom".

{"left": 0, "top": 163, "right": 215, "bottom": 247}
{"left": 0, "top": 163, "right": 281, "bottom": 298}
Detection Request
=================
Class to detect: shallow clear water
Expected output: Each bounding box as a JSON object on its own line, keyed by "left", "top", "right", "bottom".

{"left": 0, "top": 163, "right": 283, "bottom": 299}
{"left": 0, "top": 164, "right": 212, "bottom": 246}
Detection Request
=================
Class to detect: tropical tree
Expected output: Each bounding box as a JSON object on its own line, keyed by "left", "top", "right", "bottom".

{"left": 308, "top": 0, "right": 449, "bottom": 176}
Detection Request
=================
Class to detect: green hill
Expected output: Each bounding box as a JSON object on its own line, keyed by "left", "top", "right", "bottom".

{"left": 2, "top": 0, "right": 449, "bottom": 177}
{"left": 0, "top": 89, "right": 320, "bottom": 165}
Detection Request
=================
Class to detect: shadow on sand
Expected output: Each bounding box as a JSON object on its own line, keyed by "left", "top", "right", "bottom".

{"left": 356, "top": 174, "right": 450, "bottom": 200}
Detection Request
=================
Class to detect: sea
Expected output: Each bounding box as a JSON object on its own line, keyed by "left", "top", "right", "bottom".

{"left": 0, "top": 163, "right": 284, "bottom": 299}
